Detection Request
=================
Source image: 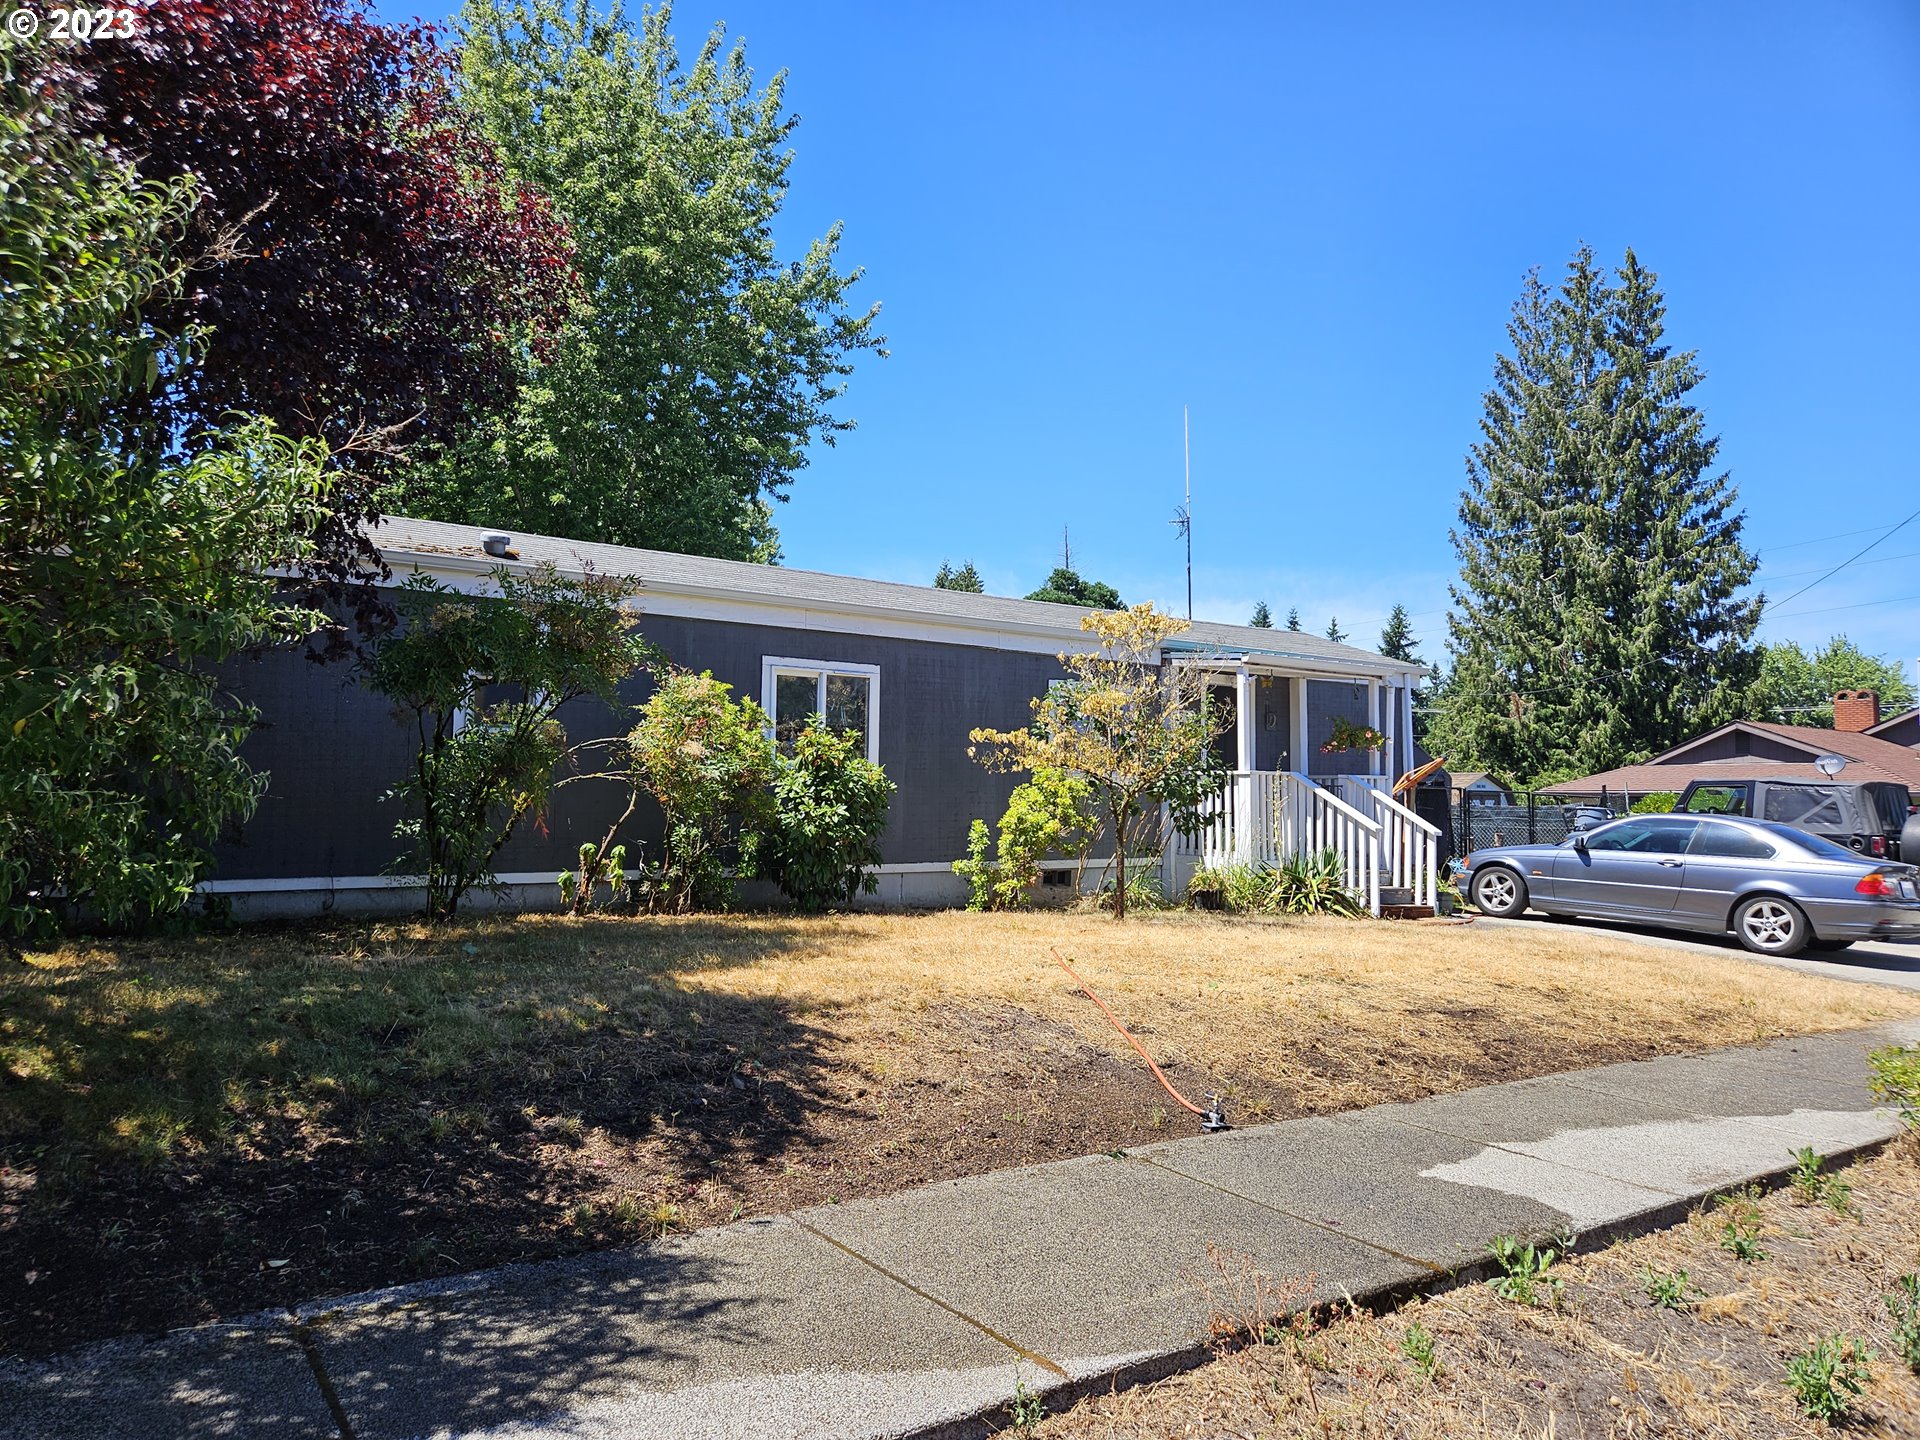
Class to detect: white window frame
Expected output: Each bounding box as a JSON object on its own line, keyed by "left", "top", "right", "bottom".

{"left": 761, "top": 657, "right": 881, "bottom": 762}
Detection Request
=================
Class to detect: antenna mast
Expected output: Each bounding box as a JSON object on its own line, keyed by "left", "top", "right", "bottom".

{"left": 1170, "top": 407, "right": 1193, "bottom": 620}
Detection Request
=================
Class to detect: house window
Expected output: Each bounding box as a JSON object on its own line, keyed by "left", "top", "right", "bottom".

{"left": 762, "top": 658, "right": 880, "bottom": 761}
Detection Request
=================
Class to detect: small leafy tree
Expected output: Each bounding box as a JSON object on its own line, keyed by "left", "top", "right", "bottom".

{"left": 968, "top": 604, "right": 1222, "bottom": 919}
{"left": 759, "top": 717, "right": 893, "bottom": 912}
{"left": 952, "top": 768, "right": 1093, "bottom": 910}
{"left": 365, "top": 564, "right": 652, "bottom": 920}
{"left": 1026, "top": 567, "right": 1122, "bottom": 608}
{"left": 605, "top": 668, "right": 774, "bottom": 913}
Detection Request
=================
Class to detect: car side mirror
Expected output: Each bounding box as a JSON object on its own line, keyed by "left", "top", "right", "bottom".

{"left": 1572, "top": 833, "right": 1588, "bottom": 852}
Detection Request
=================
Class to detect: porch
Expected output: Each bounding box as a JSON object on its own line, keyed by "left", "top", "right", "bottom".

{"left": 1160, "top": 648, "right": 1438, "bottom": 915}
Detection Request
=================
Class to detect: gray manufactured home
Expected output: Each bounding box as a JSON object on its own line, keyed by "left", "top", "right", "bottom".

{"left": 205, "top": 517, "right": 1431, "bottom": 916}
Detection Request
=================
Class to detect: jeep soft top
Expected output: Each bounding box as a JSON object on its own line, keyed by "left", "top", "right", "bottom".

{"left": 1677, "top": 777, "right": 1913, "bottom": 861}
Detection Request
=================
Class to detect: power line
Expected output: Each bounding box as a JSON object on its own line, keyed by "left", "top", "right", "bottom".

{"left": 1763, "top": 503, "right": 1920, "bottom": 613}
{"left": 1767, "top": 590, "right": 1920, "bottom": 621}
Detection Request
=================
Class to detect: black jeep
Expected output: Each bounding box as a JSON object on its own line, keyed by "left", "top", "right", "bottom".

{"left": 1676, "top": 778, "right": 1916, "bottom": 862}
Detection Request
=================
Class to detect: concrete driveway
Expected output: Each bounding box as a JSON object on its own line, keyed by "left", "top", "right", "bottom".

{"left": 1478, "top": 912, "right": 1920, "bottom": 992}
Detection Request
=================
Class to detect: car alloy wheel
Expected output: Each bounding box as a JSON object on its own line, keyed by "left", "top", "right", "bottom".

{"left": 1735, "top": 896, "right": 1807, "bottom": 956}
{"left": 1472, "top": 867, "right": 1525, "bottom": 918}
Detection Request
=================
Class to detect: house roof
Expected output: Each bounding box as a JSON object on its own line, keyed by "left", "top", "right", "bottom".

{"left": 1450, "top": 771, "right": 1509, "bottom": 792}
{"left": 1557, "top": 719, "right": 1920, "bottom": 795}
{"left": 1869, "top": 706, "right": 1920, "bottom": 739}
{"left": 369, "top": 515, "right": 1424, "bottom": 676}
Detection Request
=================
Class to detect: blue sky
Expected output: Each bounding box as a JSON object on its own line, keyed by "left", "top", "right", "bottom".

{"left": 383, "top": 0, "right": 1920, "bottom": 683}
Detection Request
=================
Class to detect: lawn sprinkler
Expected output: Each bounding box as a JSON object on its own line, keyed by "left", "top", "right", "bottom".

{"left": 1050, "top": 947, "right": 1231, "bottom": 1136}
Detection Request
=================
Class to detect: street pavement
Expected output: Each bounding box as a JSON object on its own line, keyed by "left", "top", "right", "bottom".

{"left": 1480, "top": 911, "right": 1920, "bottom": 991}
{"left": 7, "top": 1020, "right": 1920, "bottom": 1440}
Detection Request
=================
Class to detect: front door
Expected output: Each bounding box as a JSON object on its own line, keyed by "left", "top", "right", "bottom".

{"left": 1552, "top": 816, "right": 1697, "bottom": 916}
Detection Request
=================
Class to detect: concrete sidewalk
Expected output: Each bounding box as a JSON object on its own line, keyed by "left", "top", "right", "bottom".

{"left": 9, "top": 1020, "right": 1920, "bottom": 1440}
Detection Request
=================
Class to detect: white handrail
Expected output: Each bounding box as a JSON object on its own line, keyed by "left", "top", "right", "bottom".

{"left": 1360, "top": 786, "right": 1441, "bottom": 908}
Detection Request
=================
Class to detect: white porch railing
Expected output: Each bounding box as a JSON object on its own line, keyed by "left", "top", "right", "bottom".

{"left": 1359, "top": 786, "right": 1441, "bottom": 908}
{"left": 1169, "top": 771, "right": 1382, "bottom": 915}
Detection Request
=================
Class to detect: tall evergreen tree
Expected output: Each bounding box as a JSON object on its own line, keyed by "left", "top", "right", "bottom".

{"left": 1284, "top": 607, "right": 1301, "bottom": 631}
{"left": 1325, "top": 616, "right": 1347, "bottom": 643}
{"left": 1249, "top": 600, "right": 1273, "bottom": 628}
{"left": 1379, "top": 604, "right": 1419, "bottom": 662}
{"left": 1433, "top": 247, "right": 1761, "bottom": 785}
{"left": 933, "top": 560, "right": 984, "bottom": 593}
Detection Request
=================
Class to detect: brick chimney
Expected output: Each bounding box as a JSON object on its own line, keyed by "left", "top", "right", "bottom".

{"left": 1834, "top": 689, "right": 1880, "bottom": 733}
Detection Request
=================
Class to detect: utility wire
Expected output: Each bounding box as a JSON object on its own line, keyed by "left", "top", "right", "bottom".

{"left": 1762, "top": 502, "right": 1920, "bottom": 613}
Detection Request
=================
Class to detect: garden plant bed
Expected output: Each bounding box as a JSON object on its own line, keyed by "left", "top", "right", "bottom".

{"left": 1032, "top": 1136, "right": 1920, "bottom": 1438}
{"left": 3, "top": 909, "right": 1914, "bottom": 1357}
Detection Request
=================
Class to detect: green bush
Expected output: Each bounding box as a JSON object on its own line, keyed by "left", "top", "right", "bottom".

{"left": 1629, "top": 791, "right": 1679, "bottom": 814}
{"left": 760, "top": 717, "right": 894, "bottom": 912}
{"left": 1871, "top": 1044, "right": 1920, "bottom": 1128}
{"left": 1187, "top": 850, "right": 1366, "bottom": 917}
{"left": 954, "top": 769, "right": 1092, "bottom": 910}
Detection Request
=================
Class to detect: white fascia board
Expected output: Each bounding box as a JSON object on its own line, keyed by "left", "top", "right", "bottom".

{"left": 381, "top": 549, "right": 1109, "bottom": 659}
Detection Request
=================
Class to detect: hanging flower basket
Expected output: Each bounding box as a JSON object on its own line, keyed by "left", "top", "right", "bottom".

{"left": 1320, "top": 718, "right": 1387, "bottom": 754}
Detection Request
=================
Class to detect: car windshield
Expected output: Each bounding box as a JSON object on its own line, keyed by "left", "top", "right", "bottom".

{"left": 1750, "top": 820, "right": 1869, "bottom": 863}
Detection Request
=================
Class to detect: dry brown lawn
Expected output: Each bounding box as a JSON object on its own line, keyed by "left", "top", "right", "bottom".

{"left": 4, "top": 907, "right": 1914, "bottom": 1356}
{"left": 1035, "top": 1134, "right": 1920, "bottom": 1439}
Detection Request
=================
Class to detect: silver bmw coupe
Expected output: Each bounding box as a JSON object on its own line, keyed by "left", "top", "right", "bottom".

{"left": 1464, "top": 812, "right": 1920, "bottom": 956}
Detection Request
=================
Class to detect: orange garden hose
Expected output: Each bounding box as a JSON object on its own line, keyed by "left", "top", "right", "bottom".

{"left": 1051, "top": 947, "right": 1228, "bottom": 1131}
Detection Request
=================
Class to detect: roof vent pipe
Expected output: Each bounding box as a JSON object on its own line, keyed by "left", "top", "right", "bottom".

{"left": 480, "top": 533, "right": 512, "bottom": 558}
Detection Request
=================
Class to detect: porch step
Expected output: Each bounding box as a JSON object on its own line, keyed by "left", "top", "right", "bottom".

{"left": 1380, "top": 886, "right": 1416, "bottom": 907}
{"left": 1381, "top": 904, "right": 1437, "bottom": 921}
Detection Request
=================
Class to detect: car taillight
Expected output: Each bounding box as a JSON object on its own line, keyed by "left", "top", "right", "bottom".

{"left": 1871, "top": 836, "right": 1888, "bottom": 857}
{"left": 1857, "top": 872, "right": 1897, "bottom": 898}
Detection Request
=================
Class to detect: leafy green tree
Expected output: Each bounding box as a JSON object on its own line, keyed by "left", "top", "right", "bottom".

{"left": 1026, "top": 567, "right": 1123, "bottom": 609}
{"left": 1752, "top": 636, "right": 1915, "bottom": 726}
{"left": 968, "top": 605, "right": 1222, "bottom": 919}
{"left": 365, "top": 564, "right": 654, "bottom": 919}
{"left": 1433, "top": 247, "right": 1761, "bottom": 785}
{"left": 1380, "top": 604, "right": 1420, "bottom": 662}
{"left": 1, "top": 54, "right": 333, "bottom": 943}
{"left": 606, "top": 668, "right": 773, "bottom": 912}
{"left": 1249, "top": 601, "right": 1273, "bottom": 628}
{"left": 400, "top": 0, "right": 885, "bottom": 563}
{"left": 759, "top": 717, "right": 894, "bottom": 912}
{"left": 935, "top": 561, "right": 985, "bottom": 593}
{"left": 952, "top": 768, "right": 1093, "bottom": 910}
{"left": 1285, "top": 607, "right": 1302, "bottom": 631}
{"left": 1325, "top": 616, "right": 1347, "bottom": 643}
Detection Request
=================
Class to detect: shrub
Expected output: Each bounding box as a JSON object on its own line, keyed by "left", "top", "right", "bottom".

{"left": 1629, "top": 791, "right": 1679, "bottom": 814}
{"left": 366, "top": 565, "right": 652, "bottom": 919}
{"left": 1485, "top": 1234, "right": 1562, "bottom": 1309}
{"left": 760, "top": 717, "right": 893, "bottom": 912}
{"left": 615, "top": 669, "right": 773, "bottom": 913}
{"left": 1870, "top": 1044, "right": 1920, "bottom": 1128}
{"left": 1887, "top": 1274, "right": 1920, "bottom": 1372}
{"left": 1266, "top": 849, "right": 1367, "bottom": 917}
{"left": 954, "top": 769, "right": 1092, "bottom": 911}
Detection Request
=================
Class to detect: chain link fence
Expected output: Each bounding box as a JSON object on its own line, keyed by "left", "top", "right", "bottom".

{"left": 1458, "top": 795, "right": 1624, "bottom": 857}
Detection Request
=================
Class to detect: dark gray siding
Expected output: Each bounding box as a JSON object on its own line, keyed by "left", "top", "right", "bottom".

{"left": 212, "top": 609, "right": 1064, "bottom": 881}
{"left": 1305, "top": 679, "right": 1377, "bottom": 777}
{"left": 1680, "top": 730, "right": 1820, "bottom": 764}
{"left": 1872, "top": 714, "right": 1920, "bottom": 748}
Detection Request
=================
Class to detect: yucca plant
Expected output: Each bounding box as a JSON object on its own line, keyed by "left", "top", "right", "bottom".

{"left": 1263, "top": 848, "right": 1366, "bottom": 917}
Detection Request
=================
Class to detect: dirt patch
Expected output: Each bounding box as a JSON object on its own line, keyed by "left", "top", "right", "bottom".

{"left": 1035, "top": 1138, "right": 1920, "bottom": 1438}
{"left": 4, "top": 908, "right": 1914, "bottom": 1357}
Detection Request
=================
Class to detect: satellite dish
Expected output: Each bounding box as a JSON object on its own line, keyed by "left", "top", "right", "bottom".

{"left": 1814, "top": 754, "right": 1848, "bottom": 778}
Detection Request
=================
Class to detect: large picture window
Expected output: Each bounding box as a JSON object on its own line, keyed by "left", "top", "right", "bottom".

{"left": 761, "top": 658, "right": 880, "bottom": 761}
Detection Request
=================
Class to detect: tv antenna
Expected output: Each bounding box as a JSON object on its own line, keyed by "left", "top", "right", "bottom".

{"left": 1170, "top": 406, "right": 1192, "bottom": 619}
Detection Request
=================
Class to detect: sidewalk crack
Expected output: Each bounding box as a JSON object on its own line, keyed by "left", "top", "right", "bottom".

{"left": 288, "top": 1314, "right": 358, "bottom": 1440}
{"left": 787, "top": 1215, "right": 1069, "bottom": 1379}
{"left": 1133, "top": 1156, "right": 1447, "bottom": 1276}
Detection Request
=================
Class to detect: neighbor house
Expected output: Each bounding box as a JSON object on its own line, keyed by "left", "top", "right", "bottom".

{"left": 205, "top": 517, "right": 1430, "bottom": 917}
{"left": 1556, "top": 691, "right": 1920, "bottom": 804}
{"left": 1869, "top": 704, "right": 1920, "bottom": 751}
{"left": 1449, "top": 771, "right": 1514, "bottom": 808}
